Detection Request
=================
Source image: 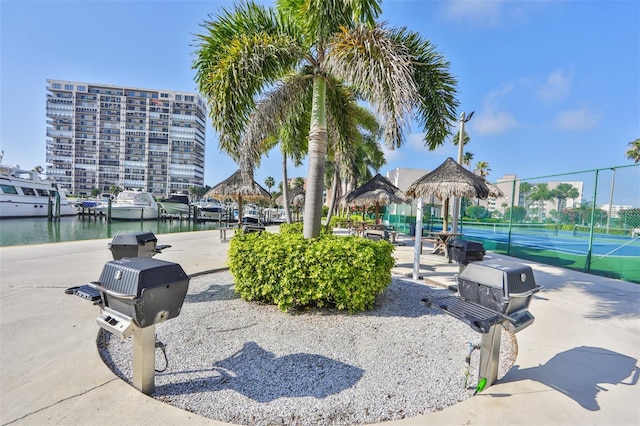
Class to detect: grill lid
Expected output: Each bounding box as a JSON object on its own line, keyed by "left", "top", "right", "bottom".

{"left": 110, "top": 231, "right": 158, "bottom": 247}
{"left": 458, "top": 260, "right": 538, "bottom": 294}
{"left": 98, "top": 257, "right": 188, "bottom": 297}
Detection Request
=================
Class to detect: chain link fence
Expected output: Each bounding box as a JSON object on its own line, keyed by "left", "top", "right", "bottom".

{"left": 383, "top": 163, "right": 640, "bottom": 284}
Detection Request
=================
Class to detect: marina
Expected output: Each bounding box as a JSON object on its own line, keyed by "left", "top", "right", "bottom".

{"left": 0, "top": 216, "right": 227, "bottom": 247}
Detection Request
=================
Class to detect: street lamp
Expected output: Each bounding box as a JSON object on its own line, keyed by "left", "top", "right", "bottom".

{"left": 452, "top": 111, "right": 474, "bottom": 234}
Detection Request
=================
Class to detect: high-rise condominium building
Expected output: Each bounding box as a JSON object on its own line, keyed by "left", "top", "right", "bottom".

{"left": 46, "top": 79, "right": 206, "bottom": 197}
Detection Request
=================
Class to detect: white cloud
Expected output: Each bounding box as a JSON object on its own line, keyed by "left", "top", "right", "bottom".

{"left": 536, "top": 69, "right": 572, "bottom": 101}
{"left": 554, "top": 107, "right": 601, "bottom": 131}
{"left": 473, "top": 83, "right": 519, "bottom": 135}
{"left": 442, "top": 0, "right": 504, "bottom": 26}
{"left": 441, "top": 0, "right": 532, "bottom": 27}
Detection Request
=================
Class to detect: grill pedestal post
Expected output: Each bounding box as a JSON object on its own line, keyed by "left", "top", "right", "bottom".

{"left": 478, "top": 324, "right": 502, "bottom": 390}
{"left": 133, "top": 325, "right": 156, "bottom": 395}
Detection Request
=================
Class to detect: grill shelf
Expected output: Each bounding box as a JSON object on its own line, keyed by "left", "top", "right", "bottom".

{"left": 422, "top": 296, "right": 504, "bottom": 333}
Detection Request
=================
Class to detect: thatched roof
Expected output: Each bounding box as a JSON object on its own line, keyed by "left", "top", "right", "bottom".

{"left": 204, "top": 170, "right": 271, "bottom": 201}
{"left": 275, "top": 186, "right": 305, "bottom": 207}
{"left": 484, "top": 180, "right": 504, "bottom": 197}
{"left": 405, "top": 157, "right": 490, "bottom": 200}
{"left": 344, "top": 174, "right": 406, "bottom": 206}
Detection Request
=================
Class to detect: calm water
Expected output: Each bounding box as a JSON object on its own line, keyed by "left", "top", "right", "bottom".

{"left": 0, "top": 216, "right": 226, "bottom": 247}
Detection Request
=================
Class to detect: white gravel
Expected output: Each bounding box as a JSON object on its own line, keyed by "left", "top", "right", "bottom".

{"left": 99, "top": 271, "right": 517, "bottom": 425}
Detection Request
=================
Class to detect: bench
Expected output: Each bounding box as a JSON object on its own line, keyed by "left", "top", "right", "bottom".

{"left": 218, "top": 227, "right": 234, "bottom": 242}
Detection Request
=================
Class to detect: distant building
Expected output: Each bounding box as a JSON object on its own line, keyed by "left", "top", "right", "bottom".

{"left": 601, "top": 204, "right": 633, "bottom": 218}
{"left": 46, "top": 79, "right": 206, "bottom": 196}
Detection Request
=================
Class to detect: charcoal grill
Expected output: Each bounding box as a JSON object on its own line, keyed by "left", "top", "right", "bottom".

{"left": 422, "top": 258, "right": 540, "bottom": 391}
{"left": 89, "top": 257, "right": 190, "bottom": 394}
{"left": 108, "top": 231, "right": 171, "bottom": 260}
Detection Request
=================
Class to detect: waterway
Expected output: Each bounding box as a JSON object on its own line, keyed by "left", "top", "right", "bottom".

{"left": 0, "top": 216, "right": 227, "bottom": 247}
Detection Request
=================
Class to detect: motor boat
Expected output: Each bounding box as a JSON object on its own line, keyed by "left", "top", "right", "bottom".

{"left": 96, "top": 189, "right": 159, "bottom": 220}
{"left": 199, "top": 199, "right": 228, "bottom": 221}
{"left": 0, "top": 159, "right": 77, "bottom": 219}
{"left": 79, "top": 193, "right": 115, "bottom": 209}
{"left": 158, "top": 193, "right": 190, "bottom": 216}
{"left": 242, "top": 205, "right": 261, "bottom": 224}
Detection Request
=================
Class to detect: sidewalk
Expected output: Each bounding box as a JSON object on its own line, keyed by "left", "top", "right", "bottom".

{"left": 1, "top": 228, "right": 638, "bottom": 425}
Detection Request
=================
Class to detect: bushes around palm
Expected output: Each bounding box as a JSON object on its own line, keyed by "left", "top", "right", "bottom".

{"left": 228, "top": 227, "right": 395, "bottom": 313}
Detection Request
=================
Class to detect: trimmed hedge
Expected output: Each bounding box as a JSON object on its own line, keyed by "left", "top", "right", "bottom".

{"left": 228, "top": 230, "right": 395, "bottom": 313}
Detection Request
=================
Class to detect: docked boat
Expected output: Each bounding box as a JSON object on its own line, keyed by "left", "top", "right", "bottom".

{"left": 95, "top": 189, "right": 159, "bottom": 220}
{"left": 158, "top": 193, "right": 190, "bottom": 216}
{"left": 79, "top": 193, "right": 115, "bottom": 209}
{"left": 199, "top": 200, "right": 228, "bottom": 221}
{"left": 242, "top": 205, "right": 261, "bottom": 224}
{"left": 0, "top": 160, "right": 77, "bottom": 219}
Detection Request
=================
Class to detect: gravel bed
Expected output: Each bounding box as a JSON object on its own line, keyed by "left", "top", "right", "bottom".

{"left": 99, "top": 271, "right": 517, "bottom": 425}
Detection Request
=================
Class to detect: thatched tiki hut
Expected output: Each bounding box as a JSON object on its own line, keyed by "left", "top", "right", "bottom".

{"left": 205, "top": 170, "right": 271, "bottom": 224}
{"left": 344, "top": 174, "right": 406, "bottom": 224}
{"left": 406, "top": 158, "right": 489, "bottom": 231}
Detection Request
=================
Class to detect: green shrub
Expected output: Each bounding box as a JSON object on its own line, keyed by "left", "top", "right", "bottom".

{"left": 228, "top": 232, "right": 395, "bottom": 313}
{"left": 280, "top": 222, "right": 333, "bottom": 236}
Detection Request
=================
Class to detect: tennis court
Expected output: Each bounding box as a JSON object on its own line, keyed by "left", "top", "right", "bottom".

{"left": 456, "top": 223, "right": 640, "bottom": 283}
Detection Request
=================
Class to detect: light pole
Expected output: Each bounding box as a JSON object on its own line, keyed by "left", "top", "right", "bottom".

{"left": 452, "top": 111, "right": 474, "bottom": 234}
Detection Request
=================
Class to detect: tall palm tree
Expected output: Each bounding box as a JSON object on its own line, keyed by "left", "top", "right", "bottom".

{"left": 552, "top": 183, "right": 580, "bottom": 216}
{"left": 473, "top": 161, "right": 491, "bottom": 178}
{"left": 193, "top": 0, "right": 458, "bottom": 238}
{"left": 529, "top": 183, "right": 553, "bottom": 223}
{"left": 462, "top": 152, "right": 474, "bottom": 168}
{"left": 519, "top": 181, "right": 533, "bottom": 219}
{"left": 626, "top": 138, "right": 640, "bottom": 163}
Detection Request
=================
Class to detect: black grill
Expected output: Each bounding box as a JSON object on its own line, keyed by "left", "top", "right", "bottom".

{"left": 448, "top": 239, "right": 485, "bottom": 265}
{"left": 93, "top": 257, "right": 189, "bottom": 328}
{"left": 108, "top": 231, "right": 170, "bottom": 260}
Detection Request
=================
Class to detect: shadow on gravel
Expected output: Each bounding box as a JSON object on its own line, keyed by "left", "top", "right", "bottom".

{"left": 155, "top": 341, "right": 364, "bottom": 402}
{"left": 364, "top": 277, "right": 452, "bottom": 319}
{"left": 185, "top": 282, "right": 239, "bottom": 303}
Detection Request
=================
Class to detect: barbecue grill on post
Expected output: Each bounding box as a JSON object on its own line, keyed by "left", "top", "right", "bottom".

{"left": 90, "top": 257, "right": 190, "bottom": 395}
{"left": 422, "top": 259, "right": 540, "bottom": 391}
{"left": 447, "top": 239, "right": 485, "bottom": 272}
{"left": 108, "top": 231, "right": 171, "bottom": 260}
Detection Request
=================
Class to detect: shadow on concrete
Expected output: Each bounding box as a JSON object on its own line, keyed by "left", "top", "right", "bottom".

{"left": 154, "top": 342, "right": 364, "bottom": 402}
{"left": 497, "top": 346, "right": 639, "bottom": 411}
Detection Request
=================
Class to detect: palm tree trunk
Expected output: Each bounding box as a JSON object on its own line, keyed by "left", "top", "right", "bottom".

{"left": 303, "top": 76, "right": 328, "bottom": 238}
{"left": 324, "top": 166, "right": 340, "bottom": 227}
{"left": 282, "top": 152, "right": 293, "bottom": 224}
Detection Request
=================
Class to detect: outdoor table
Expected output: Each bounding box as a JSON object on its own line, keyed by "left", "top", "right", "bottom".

{"left": 423, "top": 231, "right": 462, "bottom": 256}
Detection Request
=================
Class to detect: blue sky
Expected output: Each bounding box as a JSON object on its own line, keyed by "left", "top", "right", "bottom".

{"left": 1, "top": 1, "right": 639, "bottom": 199}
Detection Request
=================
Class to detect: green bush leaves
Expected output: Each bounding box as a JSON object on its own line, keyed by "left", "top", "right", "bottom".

{"left": 228, "top": 229, "right": 394, "bottom": 313}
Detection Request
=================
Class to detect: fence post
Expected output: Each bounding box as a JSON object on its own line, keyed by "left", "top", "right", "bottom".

{"left": 506, "top": 178, "right": 517, "bottom": 256}
{"left": 585, "top": 169, "right": 600, "bottom": 273}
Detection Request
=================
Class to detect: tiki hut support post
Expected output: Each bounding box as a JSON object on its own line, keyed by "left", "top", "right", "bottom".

{"left": 413, "top": 198, "right": 424, "bottom": 280}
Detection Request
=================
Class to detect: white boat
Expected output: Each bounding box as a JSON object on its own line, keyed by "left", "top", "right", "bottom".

{"left": 242, "top": 205, "right": 261, "bottom": 224}
{"left": 0, "top": 160, "right": 77, "bottom": 219}
{"left": 158, "top": 193, "right": 190, "bottom": 216}
{"left": 199, "top": 200, "right": 228, "bottom": 221}
{"left": 79, "top": 193, "right": 115, "bottom": 209}
{"left": 96, "top": 189, "right": 159, "bottom": 220}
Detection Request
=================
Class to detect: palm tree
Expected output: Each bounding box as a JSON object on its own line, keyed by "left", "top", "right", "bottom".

{"left": 626, "top": 138, "right": 640, "bottom": 163}
{"left": 193, "top": 0, "right": 458, "bottom": 238}
{"left": 529, "top": 183, "right": 553, "bottom": 223}
{"left": 264, "top": 176, "right": 275, "bottom": 195}
{"left": 473, "top": 161, "right": 491, "bottom": 178}
{"left": 551, "top": 183, "right": 580, "bottom": 218}
{"left": 264, "top": 176, "right": 275, "bottom": 206}
{"left": 519, "top": 181, "right": 533, "bottom": 220}
{"left": 462, "top": 152, "right": 474, "bottom": 168}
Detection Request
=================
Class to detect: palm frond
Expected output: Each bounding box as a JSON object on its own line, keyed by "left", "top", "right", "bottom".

{"left": 392, "top": 26, "right": 459, "bottom": 149}
{"left": 324, "top": 23, "right": 417, "bottom": 149}
{"left": 193, "top": 1, "right": 305, "bottom": 154}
